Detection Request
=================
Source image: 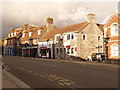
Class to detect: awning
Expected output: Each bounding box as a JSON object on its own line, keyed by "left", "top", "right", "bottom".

{"left": 66, "top": 45, "right": 70, "bottom": 49}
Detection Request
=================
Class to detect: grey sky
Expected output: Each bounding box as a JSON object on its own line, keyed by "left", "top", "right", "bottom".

{"left": 1, "top": 2, "right": 118, "bottom": 38}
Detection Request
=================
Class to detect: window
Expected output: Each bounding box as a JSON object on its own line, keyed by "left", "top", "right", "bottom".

{"left": 111, "top": 44, "right": 119, "bottom": 56}
{"left": 29, "top": 32, "right": 32, "bottom": 37}
{"left": 56, "top": 36, "right": 60, "bottom": 42}
{"left": 14, "top": 32, "right": 16, "bottom": 35}
{"left": 67, "top": 48, "right": 70, "bottom": 54}
{"left": 22, "top": 33, "right": 25, "bottom": 37}
{"left": 60, "top": 36, "right": 63, "bottom": 41}
{"left": 111, "top": 24, "right": 118, "bottom": 36}
{"left": 98, "top": 36, "right": 101, "bottom": 41}
{"left": 11, "top": 33, "right": 13, "bottom": 36}
{"left": 38, "top": 30, "right": 41, "bottom": 35}
{"left": 67, "top": 34, "right": 70, "bottom": 40}
{"left": 56, "top": 48, "right": 59, "bottom": 54}
{"left": 71, "top": 48, "right": 74, "bottom": 54}
{"left": 60, "top": 48, "right": 62, "bottom": 54}
{"left": 71, "top": 34, "right": 74, "bottom": 39}
{"left": 83, "top": 35, "right": 86, "bottom": 40}
{"left": 33, "top": 39, "right": 37, "bottom": 45}
{"left": 64, "top": 48, "right": 66, "bottom": 54}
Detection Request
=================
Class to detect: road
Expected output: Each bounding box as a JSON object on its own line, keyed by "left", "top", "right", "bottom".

{"left": 2, "top": 56, "right": 118, "bottom": 89}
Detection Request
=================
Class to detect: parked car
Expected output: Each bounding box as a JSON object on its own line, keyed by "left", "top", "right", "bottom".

{"left": 91, "top": 53, "right": 105, "bottom": 61}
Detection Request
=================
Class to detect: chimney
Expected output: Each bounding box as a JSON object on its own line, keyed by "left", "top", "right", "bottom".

{"left": 46, "top": 17, "right": 54, "bottom": 31}
{"left": 87, "top": 14, "right": 95, "bottom": 23}
{"left": 10, "top": 28, "right": 15, "bottom": 32}
{"left": 23, "top": 24, "right": 28, "bottom": 30}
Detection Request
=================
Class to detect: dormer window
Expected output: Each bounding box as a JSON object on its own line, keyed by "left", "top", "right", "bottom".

{"left": 38, "top": 30, "right": 41, "bottom": 35}
{"left": 111, "top": 24, "right": 118, "bottom": 36}
{"left": 11, "top": 33, "right": 13, "bottom": 36}
{"left": 29, "top": 32, "right": 32, "bottom": 37}
{"left": 8, "top": 34, "right": 11, "bottom": 37}
{"left": 14, "top": 32, "right": 16, "bottom": 36}
{"left": 22, "top": 33, "right": 25, "bottom": 37}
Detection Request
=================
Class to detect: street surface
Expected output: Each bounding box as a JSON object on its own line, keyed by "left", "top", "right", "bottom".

{"left": 2, "top": 56, "right": 118, "bottom": 89}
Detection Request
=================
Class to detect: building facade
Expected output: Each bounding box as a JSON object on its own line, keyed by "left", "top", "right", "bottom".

{"left": 3, "top": 28, "right": 23, "bottom": 56}
{"left": 104, "top": 13, "right": 120, "bottom": 60}
{"left": 38, "top": 17, "right": 55, "bottom": 58}
{"left": 20, "top": 24, "right": 44, "bottom": 57}
{"left": 54, "top": 14, "right": 104, "bottom": 60}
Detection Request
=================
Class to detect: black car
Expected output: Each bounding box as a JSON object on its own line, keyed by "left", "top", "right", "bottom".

{"left": 91, "top": 53, "right": 105, "bottom": 61}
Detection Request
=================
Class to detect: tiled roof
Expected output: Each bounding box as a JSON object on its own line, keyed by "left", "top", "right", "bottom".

{"left": 6, "top": 28, "right": 23, "bottom": 39}
{"left": 104, "top": 13, "right": 120, "bottom": 28}
{"left": 20, "top": 25, "right": 46, "bottom": 41}
{"left": 96, "top": 24, "right": 104, "bottom": 32}
{"left": 39, "top": 22, "right": 89, "bottom": 41}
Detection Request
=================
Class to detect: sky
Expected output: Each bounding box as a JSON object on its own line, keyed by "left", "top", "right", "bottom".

{"left": 1, "top": 1, "right": 118, "bottom": 38}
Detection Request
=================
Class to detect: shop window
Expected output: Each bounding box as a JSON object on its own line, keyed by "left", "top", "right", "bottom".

{"left": 56, "top": 48, "right": 59, "bottom": 54}
{"left": 60, "top": 48, "right": 63, "bottom": 54}
{"left": 67, "top": 48, "right": 70, "bottom": 54}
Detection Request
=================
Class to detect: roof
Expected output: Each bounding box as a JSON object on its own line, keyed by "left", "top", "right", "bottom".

{"left": 6, "top": 28, "right": 23, "bottom": 39}
{"left": 20, "top": 25, "right": 46, "bottom": 41}
{"left": 39, "top": 22, "right": 89, "bottom": 41}
{"left": 96, "top": 24, "right": 104, "bottom": 32}
{"left": 104, "top": 13, "right": 120, "bottom": 28}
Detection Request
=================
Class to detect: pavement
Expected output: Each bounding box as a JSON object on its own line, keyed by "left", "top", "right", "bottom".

{"left": 2, "top": 66, "right": 32, "bottom": 89}
{"left": 2, "top": 70, "right": 19, "bottom": 88}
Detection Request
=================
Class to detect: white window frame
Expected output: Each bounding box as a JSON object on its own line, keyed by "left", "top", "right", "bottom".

{"left": 22, "top": 33, "right": 25, "bottom": 37}
{"left": 29, "top": 32, "right": 32, "bottom": 37}
{"left": 110, "top": 23, "right": 118, "bottom": 36}
{"left": 33, "top": 39, "right": 37, "bottom": 45}
{"left": 38, "top": 30, "right": 41, "bottom": 35}
{"left": 110, "top": 44, "right": 119, "bottom": 56}
{"left": 14, "top": 32, "right": 17, "bottom": 36}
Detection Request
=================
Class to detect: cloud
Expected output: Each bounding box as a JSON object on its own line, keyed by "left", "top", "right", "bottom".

{"left": 1, "top": 2, "right": 118, "bottom": 38}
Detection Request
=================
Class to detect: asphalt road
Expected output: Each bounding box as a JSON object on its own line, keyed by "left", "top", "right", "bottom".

{"left": 2, "top": 56, "right": 118, "bottom": 89}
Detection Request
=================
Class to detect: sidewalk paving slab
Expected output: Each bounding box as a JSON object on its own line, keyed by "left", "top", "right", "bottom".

{"left": 2, "top": 70, "right": 32, "bottom": 89}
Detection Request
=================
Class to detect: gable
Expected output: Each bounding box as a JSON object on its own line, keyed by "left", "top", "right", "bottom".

{"left": 104, "top": 13, "right": 119, "bottom": 28}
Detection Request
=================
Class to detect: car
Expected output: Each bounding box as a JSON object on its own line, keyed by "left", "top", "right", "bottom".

{"left": 91, "top": 53, "right": 105, "bottom": 61}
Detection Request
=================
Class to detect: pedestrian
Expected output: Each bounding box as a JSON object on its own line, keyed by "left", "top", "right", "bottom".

{"left": 26, "top": 50, "right": 29, "bottom": 57}
{"left": 88, "top": 56, "right": 92, "bottom": 61}
{"left": 33, "top": 49, "right": 37, "bottom": 58}
{"left": 97, "top": 54, "right": 100, "bottom": 63}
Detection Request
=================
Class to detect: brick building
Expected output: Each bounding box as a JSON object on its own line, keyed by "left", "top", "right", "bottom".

{"left": 104, "top": 13, "right": 120, "bottom": 60}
